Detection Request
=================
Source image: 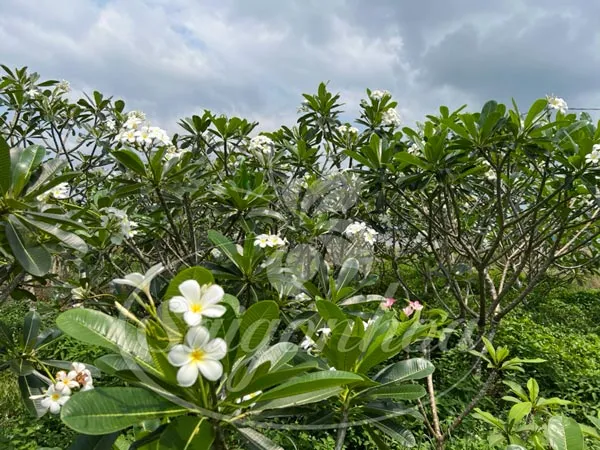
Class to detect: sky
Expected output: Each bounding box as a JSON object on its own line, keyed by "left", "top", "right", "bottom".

{"left": 1, "top": 0, "right": 599, "bottom": 132}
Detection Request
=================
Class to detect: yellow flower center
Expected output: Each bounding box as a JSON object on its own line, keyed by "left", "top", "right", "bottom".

{"left": 51, "top": 394, "right": 60, "bottom": 401}
{"left": 190, "top": 349, "right": 205, "bottom": 362}
{"left": 190, "top": 303, "right": 203, "bottom": 314}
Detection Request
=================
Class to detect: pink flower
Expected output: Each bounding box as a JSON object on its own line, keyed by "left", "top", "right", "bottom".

{"left": 403, "top": 300, "right": 423, "bottom": 317}
{"left": 410, "top": 300, "right": 423, "bottom": 311}
{"left": 382, "top": 297, "right": 396, "bottom": 309}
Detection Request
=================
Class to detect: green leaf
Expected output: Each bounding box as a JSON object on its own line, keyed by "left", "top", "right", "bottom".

{"left": 371, "top": 419, "right": 416, "bottom": 447}
{"left": 525, "top": 98, "right": 549, "bottom": 129}
{"left": 18, "top": 374, "right": 49, "bottom": 418}
{"left": 111, "top": 149, "right": 147, "bottom": 177}
{"left": 472, "top": 408, "right": 505, "bottom": 431}
{"left": 10, "top": 145, "right": 46, "bottom": 196}
{"left": 17, "top": 214, "right": 88, "bottom": 253}
{"left": 61, "top": 387, "right": 188, "bottom": 434}
{"left": 336, "top": 258, "right": 359, "bottom": 290}
{"left": 5, "top": 214, "right": 52, "bottom": 276}
{"left": 249, "top": 342, "right": 298, "bottom": 372}
{"left": 236, "top": 428, "right": 284, "bottom": 450}
{"left": 508, "top": 402, "right": 531, "bottom": 424}
{"left": 22, "top": 310, "right": 41, "bottom": 350}
{"left": 255, "top": 386, "right": 344, "bottom": 411}
{"left": 547, "top": 416, "right": 584, "bottom": 450}
{"left": 0, "top": 134, "right": 11, "bottom": 194}
{"left": 56, "top": 309, "right": 151, "bottom": 363}
{"left": 163, "top": 267, "right": 214, "bottom": 300}
{"left": 315, "top": 299, "right": 347, "bottom": 323}
{"left": 362, "top": 384, "right": 426, "bottom": 401}
{"left": 24, "top": 158, "right": 66, "bottom": 197}
{"left": 158, "top": 416, "right": 214, "bottom": 450}
{"left": 527, "top": 378, "right": 539, "bottom": 403}
{"left": 373, "top": 358, "right": 435, "bottom": 387}
{"left": 237, "top": 301, "right": 279, "bottom": 356}
{"left": 66, "top": 433, "right": 121, "bottom": 450}
{"left": 256, "top": 370, "right": 362, "bottom": 403}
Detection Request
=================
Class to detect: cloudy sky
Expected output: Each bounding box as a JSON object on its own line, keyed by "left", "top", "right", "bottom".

{"left": 1, "top": 0, "right": 598, "bottom": 132}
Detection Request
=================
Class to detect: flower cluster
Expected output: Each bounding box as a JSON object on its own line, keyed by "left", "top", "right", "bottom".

{"left": 586, "top": 144, "right": 600, "bottom": 165}
{"left": 403, "top": 300, "right": 423, "bottom": 317}
{"left": 344, "top": 221, "right": 378, "bottom": 245}
{"left": 26, "top": 88, "right": 40, "bottom": 99}
{"left": 167, "top": 280, "right": 228, "bottom": 386}
{"left": 248, "top": 135, "right": 274, "bottom": 154}
{"left": 116, "top": 111, "right": 171, "bottom": 150}
{"left": 100, "top": 207, "right": 139, "bottom": 245}
{"left": 36, "top": 182, "right": 70, "bottom": 201}
{"left": 336, "top": 124, "right": 359, "bottom": 135}
{"left": 254, "top": 234, "right": 286, "bottom": 248}
{"left": 381, "top": 108, "right": 402, "bottom": 127}
{"left": 369, "top": 89, "right": 391, "bottom": 101}
{"left": 546, "top": 95, "right": 568, "bottom": 114}
{"left": 29, "top": 362, "right": 93, "bottom": 415}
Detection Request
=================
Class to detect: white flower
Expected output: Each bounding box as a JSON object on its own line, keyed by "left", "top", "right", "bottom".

{"left": 148, "top": 126, "right": 171, "bottom": 146}
{"left": 113, "top": 263, "right": 165, "bottom": 296}
{"left": 369, "top": 90, "right": 391, "bottom": 101}
{"left": 57, "top": 80, "right": 70, "bottom": 92}
{"left": 124, "top": 111, "right": 146, "bottom": 130}
{"left": 168, "top": 326, "right": 227, "bottom": 386}
{"left": 546, "top": 95, "right": 568, "bottom": 114}
{"left": 363, "top": 227, "right": 378, "bottom": 245}
{"left": 135, "top": 127, "right": 153, "bottom": 146}
{"left": 337, "top": 124, "right": 359, "bottom": 135}
{"left": 381, "top": 108, "right": 402, "bottom": 127}
{"left": 586, "top": 145, "right": 600, "bottom": 165}
{"left": 26, "top": 88, "right": 40, "bottom": 98}
{"left": 118, "top": 129, "right": 137, "bottom": 144}
{"left": 100, "top": 207, "right": 139, "bottom": 244}
{"left": 36, "top": 182, "right": 70, "bottom": 201}
{"left": 169, "top": 280, "right": 226, "bottom": 326}
{"left": 317, "top": 327, "right": 332, "bottom": 337}
{"left": 210, "top": 248, "right": 222, "bottom": 259}
{"left": 344, "top": 222, "right": 367, "bottom": 236}
{"left": 164, "top": 145, "right": 186, "bottom": 161}
{"left": 248, "top": 135, "right": 274, "bottom": 154}
{"left": 329, "top": 366, "right": 337, "bottom": 371}
{"left": 300, "top": 336, "right": 315, "bottom": 350}
{"left": 236, "top": 390, "right": 263, "bottom": 406}
{"left": 294, "top": 292, "right": 310, "bottom": 302}
{"left": 254, "top": 234, "right": 286, "bottom": 248}
{"left": 106, "top": 118, "right": 116, "bottom": 131}
{"left": 30, "top": 383, "right": 71, "bottom": 415}
{"left": 485, "top": 169, "right": 496, "bottom": 181}
{"left": 56, "top": 362, "right": 94, "bottom": 392}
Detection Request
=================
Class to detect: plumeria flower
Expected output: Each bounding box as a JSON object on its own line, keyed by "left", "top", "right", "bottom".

{"left": 118, "top": 129, "right": 137, "bottom": 144}
{"left": 135, "top": 127, "right": 153, "bottom": 146}
{"left": 210, "top": 248, "right": 223, "bottom": 259}
{"left": 124, "top": 111, "right": 146, "bottom": 129}
{"left": 36, "top": 182, "right": 70, "bottom": 201}
{"left": 56, "top": 362, "right": 94, "bottom": 391}
{"left": 148, "top": 126, "right": 170, "bottom": 145}
{"left": 586, "top": 145, "right": 600, "bottom": 165}
{"left": 30, "top": 383, "right": 71, "bottom": 415}
{"left": 248, "top": 135, "right": 274, "bottom": 154}
{"left": 254, "top": 234, "right": 286, "bottom": 248}
{"left": 167, "top": 326, "right": 227, "bottom": 386}
{"left": 369, "top": 89, "right": 391, "bottom": 101}
{"left": 403, "top": 300, "right": 424, "bottom": 317}
{"left": 381, "top": 108, "right": 402, "bottom": 127}
{"left": 344, "top": 222, "right": 367, "bottom": 236}
{"left": 363, "top": 227, "right": 378, "bottom": 245}
{"left": 381, "top": 297, "right": 396, "bottom": 310}
{"left": 546, "top": 95, "right": 568, "bottom": 114}
{"left": 106, "top": 118, "right": 116, "bottom": 131}
{"left": 317, "top": 327, "right": 332, "bottom": 337}
{"left": 169, "top": 280, "right": 226, "bottom": 326}
{"left": 57, "top": 80, "right": 71, "bottom": 92}
{"left": 113, "top": 263, "right": 165, "bottom": 297}
{"left": 26, "top": 88, "right": 40, "bottom": 98}
{"left": 300, "top": 336, "right": 315, "bottom": 351}
{"left": 337, "top": 124, "right": 359, "bottom": 135}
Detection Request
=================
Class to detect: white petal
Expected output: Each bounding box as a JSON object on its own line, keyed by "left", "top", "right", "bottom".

{"left": 185, "top": 326, "right": 210, "bottom": 348}
{"left": 169, "top": 296, "right": 189, "bottom": 313}
{"left": 113, "top": 273, "right": 143, "bottom": 287}
{"left": 41, "top": 397, "right": 52, "bottom": 408}
{"left": 202, "top": 305, "right": 226, "bottom": 318}
{"left": 183, "top": 311, "right": 203, "bottom": 327}
{"left": 204, "top": 338, "right": 227, "bottom": 360}
{"left": 49, "top": 402, "right": 61, "bottom": 414}
{"left": 72, "top": 362, "right": 86, "bottom": 373}
{"left": 177, "top": 363, "right": 199, "bottom": 387}
{"left": 144, "top": 263, "right": 164, "bottom": 279}
{"left": 57, "top": 396, "right": 70, "bottom": 405}
{"left": 201, "top": 284, "right": 224, "bottom": 305}
{"left": 197, "top": 359, "right": 223, "bottom": 381}
{"left": 178, "top": 279, "right": 200, "bottom": 302}
{"left": 167, "top": 345, "right": 192, "bottom": 367}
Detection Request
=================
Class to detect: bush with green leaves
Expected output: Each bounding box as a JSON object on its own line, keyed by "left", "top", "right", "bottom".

{"left": 2, "top": 64, "right": 600, "bottom": 449}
